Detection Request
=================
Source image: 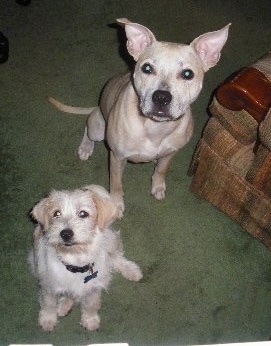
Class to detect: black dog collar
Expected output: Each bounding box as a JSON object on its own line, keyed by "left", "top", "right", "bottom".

{"left": 65, "top": 263, "right": 91, "bottom": 273}
{"left": 63, "top": 261, "right": 98, "bottom": 283}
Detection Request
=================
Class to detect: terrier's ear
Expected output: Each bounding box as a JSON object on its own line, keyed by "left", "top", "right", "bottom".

{"left": 117, "top": 18, "right": 156, "bottom": 61}
{"left": 191, "top": 23, "right": 231, "bottom": 71}
{"left": 84, "top": 185, "right": 118, "bottom": 230}
{"left": 31, "top": 197, "right": 50, "bottom": 229}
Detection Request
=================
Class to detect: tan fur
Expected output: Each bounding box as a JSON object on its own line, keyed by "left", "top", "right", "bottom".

{"left": 49, "top": 19, "right": 230, "bottom": 218}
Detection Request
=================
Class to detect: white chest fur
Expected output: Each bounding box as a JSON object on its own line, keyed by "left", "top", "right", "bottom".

{"left": 37, "top": 238, "right": 113, "bottom": 299}
{"left": 112, "top": 111, "right": 193, "bottom": 162}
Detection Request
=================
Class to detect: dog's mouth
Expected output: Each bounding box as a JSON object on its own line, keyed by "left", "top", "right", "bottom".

{"left": 145, "top": 110, "right": 184, "bottom": 122}
{"left": 58, "top": 243, "right": 76, "bottom": 251}
{"left": 63, "top": 242, "right": 74, "bottom": 247}
{"left": 59, "top": 238, "right": 78, "bottom": 247}
{"left": 150, "top": 111, "right": 174, "bottom": 122}
{"left": 140, "top": 101, "right": 184, "bottom": 122}
{"left": 56, "top": 242, "right": 87, "bottom": 253}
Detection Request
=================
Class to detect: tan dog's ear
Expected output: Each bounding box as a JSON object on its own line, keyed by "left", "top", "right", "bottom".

{"left": 191, "top": 23, "right": 231, "bottom": 71}
{"left": 117, "top": 18, "right": 156, "bottom": 61}
{"left": 83, "top": 185, "right": 118, "bottom": 230}
{"left": 31, "top": 196, "right": 50, "bottom": 229}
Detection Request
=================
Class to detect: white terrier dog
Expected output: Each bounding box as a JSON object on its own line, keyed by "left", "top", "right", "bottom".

{"left": 29, "top": 185, "right": 143, "bottom": 332}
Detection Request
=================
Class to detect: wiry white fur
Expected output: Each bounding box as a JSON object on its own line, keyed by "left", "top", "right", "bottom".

{"left": 29, "top": 185, "right": 142, "bottom": 332}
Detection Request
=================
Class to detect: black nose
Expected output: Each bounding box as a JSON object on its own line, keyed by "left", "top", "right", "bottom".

{"left": 152, "top": 90, "right": 172, "bottom": 106}
{"left": 60, "top": 229, "right": 74, "bottom": 242}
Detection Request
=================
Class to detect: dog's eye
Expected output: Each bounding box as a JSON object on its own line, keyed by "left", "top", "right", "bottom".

{"left": 53, "top": 210, "right": 61, "bottom": 218}
{"left": 79, "top": 210, "right": 89, "bottom": 218}
{"left": 181, "top": 69, "right": 194, "bottom": 80}
{"left": 141, "top": 63, "right": 153, "bottom": 74}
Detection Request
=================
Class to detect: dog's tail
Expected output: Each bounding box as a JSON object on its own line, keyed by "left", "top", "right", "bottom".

{"left": 48, "top": 97, "right": 95, "bottom": 115}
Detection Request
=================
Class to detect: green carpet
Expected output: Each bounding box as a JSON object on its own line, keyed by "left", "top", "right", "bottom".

{"left": 1, "top": 1, "right": 271, "bottom": 345}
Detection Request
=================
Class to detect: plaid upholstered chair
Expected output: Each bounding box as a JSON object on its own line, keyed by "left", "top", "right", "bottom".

{"left": 189, "top": 52, "right": 271, "bottom": 250}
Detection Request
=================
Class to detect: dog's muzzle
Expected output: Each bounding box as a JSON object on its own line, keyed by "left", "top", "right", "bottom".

{"left": 148, "top": 89, "right": 174, "bottom": 121}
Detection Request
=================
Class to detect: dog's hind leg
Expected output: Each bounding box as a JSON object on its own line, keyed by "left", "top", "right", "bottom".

{"left": 78, "top": 107, "right": 105, "bottom": 161}
{"left": 103, "top": 228, "right": 142, "bottom": 281}
{"left": 80, "top": 290, "right": 102, "bottom": 331}
{"left": 78, "top": 127, "right": 95, "bottom": 160}
{"left": 113, "top": 255, "right": 143, "bottom": 282}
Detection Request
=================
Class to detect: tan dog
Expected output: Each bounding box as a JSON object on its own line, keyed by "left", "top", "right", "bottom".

{"left": 49, "top": 18, "right": 230, "bottom": 218}
{"left": 28, "top": 185, "right": 142, "bottom": 332}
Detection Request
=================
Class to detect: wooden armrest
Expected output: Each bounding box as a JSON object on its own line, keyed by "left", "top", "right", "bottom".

{"left": 216, "top": 67, "right": 271, "bottom": 123}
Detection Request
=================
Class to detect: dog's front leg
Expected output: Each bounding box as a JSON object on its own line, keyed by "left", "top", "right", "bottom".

{"left": 151, "top": 152, "right": 176, "bottom": 200}
{"left": 109, "top": 151, "right": 127, "bottom": 218}
{"left": 80, "top": 290, "right": 102, "bottom": 331}
{"left": 39, "top": 289, "right": 58, "bottom": 332}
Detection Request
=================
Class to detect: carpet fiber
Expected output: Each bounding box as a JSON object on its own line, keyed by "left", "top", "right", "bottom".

{"left": 1, "top": 1, "right": 271, "bottom": 345}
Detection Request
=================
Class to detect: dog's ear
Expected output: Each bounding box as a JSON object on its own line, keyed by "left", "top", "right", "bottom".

{"left": 31, "top": 196, "right": 50, "bottom": 229}
{"left": 191, "top": 23, "right": 231, "bottom": 71}
{"left": 117, "top": 18, "right": 156, "bottom": 61}
{"left": 84, "top": 185, "right": 118, "bottom": 230}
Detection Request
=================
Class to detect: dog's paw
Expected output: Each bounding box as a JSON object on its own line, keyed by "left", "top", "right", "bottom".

{"left": 116, "top": 206, "right": 124, "bottom": 219}
{"left": 57, "top": 297, "right": 74, "bottom": 317}
{"left": 118, "top": 260, "right": 143, "bottom": 282}
{"left": 81, "top": 313, "right": 100, "bottom": 331}
{"left": 111, "top": 195, "right": 125, "bottom": 219}
{"left": 151, "top": 185, "right": 166, "bottom": 200}
{"left": 39, "top": 310, "right": 57, "bottom": 332}
{"left": 78, "top": 141, "right": 94, "bottom": 161}
{"left": 126, "top": 262, "right": 143, "bottom": 282}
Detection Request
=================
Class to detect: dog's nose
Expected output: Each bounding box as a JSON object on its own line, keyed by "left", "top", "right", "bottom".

{"left": 60, "top": 228, "right": 74, "bottom": 242}
{"left": 152, "top": 90, "right": 172, "bottom": 106}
